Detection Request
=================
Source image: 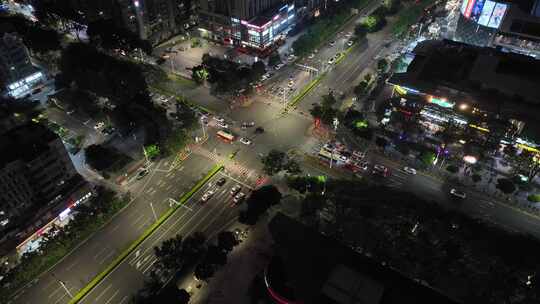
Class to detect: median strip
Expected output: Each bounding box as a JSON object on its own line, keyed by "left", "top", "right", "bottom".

{"left": 69, "top": 164, "right": 224, "bottom": 304}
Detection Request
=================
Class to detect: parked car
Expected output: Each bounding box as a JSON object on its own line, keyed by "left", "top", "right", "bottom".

{"left": 233, "top": 192, "right": 246, "bottom": 204}
{"left": 240, "top": 137, "right": 252, "bottom": 145}
{"left": 217, "top": 121, "right": 229, "bottom": 129}
{"left": 230, "top": 184, "right": 241, "bottom": 195}
{"left": 347, "top": 40, "right": 354, "bottom": 47}
{"left": 213, "top": 116, "right": 225, "bottom": 123}
{"left": 450, "top": 188, "right": 466, "bottom": 199}
{"left": 373, "top": 164, "right": 389, "bottom": 177}
{"left": 136, "top": 169, "right": 149, "bottom": 180}
{"left": 329, "top": 41, "right": 335, "bottom": 46}
{"left": 328, "top": 57, "right": 335, "bottom": 64}
{"left": 216, "top": 177, "right": 226, "bottom": 186}
{"left": 254, "top": 127, "right": 265, "bottom": 134}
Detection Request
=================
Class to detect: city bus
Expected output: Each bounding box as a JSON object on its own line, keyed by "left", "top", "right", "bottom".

{"left": 217, "top": 130, "right": 235, "bottom": 142}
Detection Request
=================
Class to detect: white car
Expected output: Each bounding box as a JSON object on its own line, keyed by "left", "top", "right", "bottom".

{"left": 239, "top": 137, "right": 252, "bottom": 145}
{"left": 403, "top": 167, "right": 417, "bottom": 175}
{"left": 94, "top": 121, "right": 105, "bottom": 130}
{"left": 308, "top": 53, "right": 315, "bottom": 59}
{"left": 213, "top": 116, "right": 225, "bottom": 123}
{"left": 329, "top": 41, "right": 335, "bottom": 46}
{"left": 233, "top": 192, "right": 246, "bottom": 204}
{"left": 450, "top": 189, "right": 467, "bottom": 199}
{"left": 230, "top": 184, "right": 241, "bottom": 195}
{"left": 274, "top": 63, "right": 284, "bottom": 70}
{"left": 288, "top": 80, "right": 294, "bottom": 88}
{"left": 347, "top": 40, "right": 354, "bottom": 47}
{"left": 217, "top": 121, "right": 229, "bottom": 129}
{"left": 201, "top": 189, "right": 215, "bottom": 202}
{"left": 352, "top": 150, "right": 366, "bottom": 160}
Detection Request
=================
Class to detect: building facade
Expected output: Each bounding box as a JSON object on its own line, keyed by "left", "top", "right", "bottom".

{"left": 0, "top": 32, "right": 45, "bottom": 98}
{"left": 0, "top": 123, "right": 78, "bottom": 231}
{"left": 198, "top": 0, "right": 296, "bottom": 52}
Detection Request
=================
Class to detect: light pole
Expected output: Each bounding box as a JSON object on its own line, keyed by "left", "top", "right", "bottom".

{"left": 149, "top": 201, "right": 158, "bottom": 222}
{"left": 51, "top": 273, "right": 74, "bottom": 299}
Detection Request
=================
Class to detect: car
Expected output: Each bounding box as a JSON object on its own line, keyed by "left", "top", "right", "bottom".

{"left": 329, "top": 41, "right": 335, "bottom": 46}
{"left": 230, "top": 184, "right": 241, "bottom": 195}
{"left": 359, "top": 161, "right": 370, "bottom": 171}
{"left": 233, "top": 192, "right": 246, "bottom": 204}
{"left": 403, "top": 167, "right": 417, "bottom": 175}
{"left": 94, "top": 121, "right": 105, "bottom": 130}
{"left": 347, "top": 40, "right": 354, "bottom": 46}
{"left": 213, "top": 116, "right": 225, "bottom": 123}
{"left": 308, "top": 53, "right": 315, "bottom": 59}
{"left": 450, "top": 188, "right": 467, "bottom": 199}
{"left": 201, "top": 189, "right": 215, "bottom": 202}
{"left": 241, "top": 121, "right": 255, "bottom": 129}
{"left": 66, "top": 109, "right": 75, "bottom": 115}
{"left": 328, "top": 57, "right": 335, "bottom": 64}
{"left": 373, "top": 164, "right": 389, "bottom": 176}
{"left": 274, "top": 63, "right": 284, "bottom": 70}
{"left": 216, "top": 177, "right": 226, "bottom": 186}
{"left": 161, "top": 54, "right": 170, "bottom": 59}
{"left": 240, "top": 137, "right": 252, "bottom": 145}
{"left": 217, "top": 121, "right": 229, "bottom": 129}
{"left": 288, "top": 80, "right": 294, "bottom": 88}
{"left": 136, "top": 169, "right": 149, "bottom": 180}
{"left": 352, "top": 150, "right": 366, "bottom": 160}
{"left": 101, "top": 126, "right": 116, "bottom": 135}
{"left": 254, "top": 127, "right": 265, "bottom": 134}
{"left": 156, "top": 58, "right": 166, "bottom": 65}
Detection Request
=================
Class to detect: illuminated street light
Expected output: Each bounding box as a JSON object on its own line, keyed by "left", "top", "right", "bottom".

{"left": 459, "top": 103, "right": 468, "bottom": 110}
{"left": 463, "top": 155, "right": 477, "bottom": 164}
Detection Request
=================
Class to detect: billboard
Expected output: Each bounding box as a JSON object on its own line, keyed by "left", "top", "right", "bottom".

{"left": 487, "top": 3, "right": 507, "bottom": 28}
{"left": 464, "top": 0, "right": 476, "bottom": 18}
{"left": 470, "top": 0, "right": 486, "bottom": 22}
{"left": 478, "top": 0, "right": 496, "bottom": 26}
{"left": 461, "top": 0, "right": 470, "bottom": 15}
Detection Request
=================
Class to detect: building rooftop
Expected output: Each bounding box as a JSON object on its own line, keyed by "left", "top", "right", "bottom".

{"left": 389, "top": 39, "right": 540, "bottom": 122}
{"left": 0, "top": 122, "right": 58, "bottom": 169}
{"left": 267, "top": 213, "right": 461, "bottom": 304}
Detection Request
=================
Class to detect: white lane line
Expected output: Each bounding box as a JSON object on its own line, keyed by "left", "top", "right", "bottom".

{"left": 119, "top": 295, "right": 129, "bottom": 304}
{"left": 103, "top": 290, "right": 120, "bottom": 304}
{"left": 130, "top": 213, "right": 147, "bottom": 227}
{"left": 137, "top": 217, "right": 153, "bottom": 232}
{"left": 94, "top": 284, "right": 113, "bottom": 302}
{"left": 99, "top": 250, "right": 116, "bottom": 265}
{"left": 48, "top": 285, "right": 63, "bottom": 299}
{"left": 219, "top": 171, "right": 254, "bottom": 190}
{"left": 93, "top": 246, "right": 109, "bottom": 260}
{"left": 142, "top": 258, "right": 157, "bottom": 275}
{"left": 145, "top": 187, "right": 154, "bottom": 194}
{"left": 110, "top": 223, "right": 121, "bottom": 233}
{"left": 65, "top": 260, "right": 78, "bottom": 271}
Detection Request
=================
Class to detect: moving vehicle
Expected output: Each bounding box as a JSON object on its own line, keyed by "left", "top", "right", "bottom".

{"left": 217, "top": 121, "right": 229, "bottom": 129}
{"left": 329, "top": 41, "right": 335, "bottom": 46}
{"left": 217, "top": 130, "right": 235, "bottom": 142}
{"left": 347, "top": 40, "right": 354, "bottom": 47}
{"left": 254, "top": 127, "right": 265, "bottom": 134}
{"left": 274, "top": 63, "right": 284, "bottom": 70}
{"left": 201, "top": 189, "right": 215, "bottom": 202}
{"left": 450, "top": 189, "right": 466, "bottom": 199}
{"left": 308, "top": 53, "right": 315, "bottom": 59}
{"left": 241, "top": 121, "right": 255, "bottom": 129}
{"left": 328, "top": 57, "right": 335, "bottom": 64}
{"left": 403, "top": 167, "right": 417, "bottom": 175}
{"left": 213, "top": 116, "right": 225, "bottom": 123}
{"left": 239, "top": 137, "right": 252, "bottom": 145}
{"left": 94, "top": 121, "right": 105, "bottom": 130}
{"left": 136, "top": 169, "right": 149, "bottom": 180}
{"left": 216, "top": 177, "right": 226, "bottom": 186}
{"left": 230, "top": 184, "right": 241, "bottom": 195}
{"left": 373, "top": 164, "right": 390, "bottom": 177}
{"left": 319, "top": 147, "right": 348, "bottom": 163}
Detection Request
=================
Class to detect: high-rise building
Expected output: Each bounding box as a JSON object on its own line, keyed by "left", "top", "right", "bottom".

{"left": 66, "top": 0, "right": 196, "bottom": 46}
{"left": 198, "top": 0, "right": 296, "bottom": 52}
{"left": 0, "top": 32, "right": 45, "bottom": 98}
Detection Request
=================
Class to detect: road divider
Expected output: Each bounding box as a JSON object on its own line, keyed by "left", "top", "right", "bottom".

{"left": 282, "top": 72, "right": 326, "bottom": 115}
{"left": 69, "top": 164, "right": 224, "bottom": 304}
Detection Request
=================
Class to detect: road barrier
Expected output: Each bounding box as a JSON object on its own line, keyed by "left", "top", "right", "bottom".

{"left": 69, "top": 164, "right": 224, "bottom": 303}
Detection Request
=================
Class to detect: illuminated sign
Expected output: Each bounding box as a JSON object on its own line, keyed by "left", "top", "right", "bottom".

{"left": 428, "top": 96, "right": 455, "bottom": 108}
{"left": 470, "top": 0, "right": 486, "bottom": 22}
{"left": 464, "top": 0, "right": 476, "bottom": 18}
{"left": 478, "top": 0, "right": 496, "bottom": 26}
{"left": 487, "top": 3, "right": 507, "bottom": 28}
{"left": 469, "top": 124, "right": 489, "bottom": 132}
{"left": 395, "top": 85, "right": 407, "bottom": 95}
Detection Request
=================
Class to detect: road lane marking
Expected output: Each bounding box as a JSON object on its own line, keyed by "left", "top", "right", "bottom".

{"left": 48, "top": 285, "right": 63, "bottom": 299}
{"left": 65, "top": 260, "right": 78, "bottom": 271}
{"left": 99, "top": 250, "right": 116, "bottom": 265}
{"left": 103, "top": 290, "right": 119, "bottom": 304}
{"left": 130, "top": 213, "right": 147, "bottom": 227}
{"left": 94, "top": 284, "right": 113, "bottom": 302}
{"left": 142, "top": 258, "right": 157, "bottom": 275}
{"left": 93, "top": 246, "right": 109, "bottom": 260}
{"left": 119, "top": 295, "right": 129, "bottom": 304}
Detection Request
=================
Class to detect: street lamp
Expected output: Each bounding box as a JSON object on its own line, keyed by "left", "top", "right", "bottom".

{"left": 149, "top": 201, "right": 158, "bottom": 222}
{"left": 51, "top": 273, "right": 74, "bottom": 299}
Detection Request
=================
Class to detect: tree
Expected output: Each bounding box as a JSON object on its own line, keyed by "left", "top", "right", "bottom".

{"left": 261, "top": 150, "right": 287, "bottom": 176}
{"left": 472, "top": 174, "right": 482, "bottom": 183}
{"left": 268, "top": 51, "right": 281, "bottom": 66}
{"left": 240, "top": 185, "right": 282, "bottom": 225}
{"left": 144, "top": 144, "right": 160, "bottom": 160}
{"left": 194, "top": 261, "right": 215, "bottom": 281}
{"left": 511, "top": 151, "right": 540, "bottom": 182}
{"left": 354, "top": 81, "right": 369, "bottom": 97}
{"left": 382, "top": 0, "right": 400, "bottom": 15}
{"left": 192, "top": 65, "right": 209, "bottom": 84}
{"left": 85, "top": 144, "right": 128, "bottom": 172}
{"left": 285, "top": 160, "right": 302, "bottom": 175}
{"left": 251, "top": 61, "right": 266, "bottom": 80}
{"left": 163, "top": 130, "right": 188, "bottom": 156}
{"left": 182, "top": 232, "right": 207, "bottom": 263}
{"left": 377, "top": 59, "right": 389, "bottom": 72}
{"left": 446, "top": 165, "right": 459, "bottom": 174}
{"left": 375, "top": 137, "right": 388, "bottom": 148}
{"left": 154, "top": 234, "right": 184, "bottom": 271}
{"left": 497, "top": 178, "right": 516, "bottom": 194}
{"left": 217, "top": 231, "right": 238, "bottom": 252}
